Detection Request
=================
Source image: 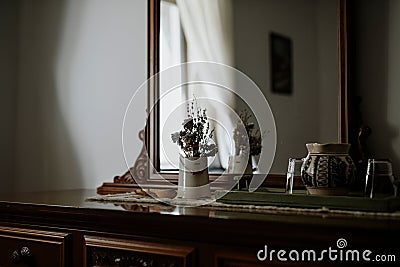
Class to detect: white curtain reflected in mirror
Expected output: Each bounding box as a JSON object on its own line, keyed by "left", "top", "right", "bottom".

{"left": 159, "top": 0, "right": 186, "bottom": 171}
{"left": 160, "top": 0, "right": 236, "bottom": 171}
{"left": 159, "top": 0, "right": 339, "bottom": 174}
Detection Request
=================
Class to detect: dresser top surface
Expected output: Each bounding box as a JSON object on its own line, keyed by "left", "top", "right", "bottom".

{"left": 0, "top": 189, "right": 399, "bottom": 232}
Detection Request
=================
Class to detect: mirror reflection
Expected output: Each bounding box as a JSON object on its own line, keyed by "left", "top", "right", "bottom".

{"left": 158, "top": 0, "right": 339, "bottom": 174}
{"left": 348, "top": 0, "right": 400, "bottom": 175}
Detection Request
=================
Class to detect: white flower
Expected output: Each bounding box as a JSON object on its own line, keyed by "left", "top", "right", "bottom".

{"left": 171, "top": 132, "right": 180, "bottom": 143}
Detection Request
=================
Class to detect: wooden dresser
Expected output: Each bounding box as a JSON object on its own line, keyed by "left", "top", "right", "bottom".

{"left": 0, "top": 190, "right": 398, "bottom": 266}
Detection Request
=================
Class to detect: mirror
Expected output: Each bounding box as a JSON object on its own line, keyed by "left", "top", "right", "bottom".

{"left": 144, "top": 0, "right": 348, "bottom": 184}
{"left": 347, "top": 0, "right": 400, "bottom": 176}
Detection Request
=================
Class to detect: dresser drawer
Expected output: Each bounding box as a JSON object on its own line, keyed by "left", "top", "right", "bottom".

{"left": 85, "top": 235, "right": 195, "bottom": 267}
{"left": 0, "top": 226, "right": 70, "bottom": 267}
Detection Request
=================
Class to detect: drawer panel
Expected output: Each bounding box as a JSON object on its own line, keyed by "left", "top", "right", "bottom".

{"left": 85, "top": 235, "right": 195, "bottom": 267}
{"left": 0, "top": 226, "right": 70, "bottom": 267}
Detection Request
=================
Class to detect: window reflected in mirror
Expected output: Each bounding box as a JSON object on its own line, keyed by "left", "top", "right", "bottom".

{"left": 158, "top": 0, "right": 339, "bottom": 174}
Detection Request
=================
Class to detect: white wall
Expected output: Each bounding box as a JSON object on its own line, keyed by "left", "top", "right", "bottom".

{"left": 353, "top": 0, "right": 400, "bottom": 175}
{"left": 0, "top": 1, "right": 18, "bottom": 192}
{"left": 13, "top": 0, "right": 147, "bottom": 191}
{"left": 233, "top": 0, "right": 338, "bottom": 173}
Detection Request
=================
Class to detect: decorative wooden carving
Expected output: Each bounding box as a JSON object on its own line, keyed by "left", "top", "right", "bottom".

{"left": 85, "top": 236, "right": 194, "bottom": 267}
{"left": 89, "top": 247, "right": 151, "bottom": 267}
{"left": 112, "top": 169, "right": 135, "bottom": 185}
{"left": 114, "top": 130, "right": 148, "bottom": 185}
{"left": 88, "top": 247, "right": 184, "bottom": 267}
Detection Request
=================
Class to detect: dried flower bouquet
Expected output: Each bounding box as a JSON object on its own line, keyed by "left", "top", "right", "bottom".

{"left": 171, "top": 98, "right": 218, "bottom": 158}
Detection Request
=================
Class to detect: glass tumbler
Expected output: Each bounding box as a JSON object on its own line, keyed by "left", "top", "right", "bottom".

{"left": 286, "top": 158, "right": 303, "bottom": 194}
{"left": 365, "top": 159, "right": 396, "bottom": 198}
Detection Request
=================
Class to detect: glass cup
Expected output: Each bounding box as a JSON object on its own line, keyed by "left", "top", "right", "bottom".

{"left": 286, "top": 158, "right": 303, "bottom": 194}
{"left": 365, "top": 159, "right": 396, "bottom": 198}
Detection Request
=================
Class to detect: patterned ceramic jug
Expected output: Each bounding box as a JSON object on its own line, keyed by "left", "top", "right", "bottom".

{"left": 301, "top": 143, "right": 356, "bottom": 195}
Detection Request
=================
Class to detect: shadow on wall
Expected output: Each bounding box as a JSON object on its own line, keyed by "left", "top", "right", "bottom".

{"left": 0, "top": 0, "right": 18, "bottom": 192}
{"left": 15, "top": 0, "right": 84, "bottom": 192}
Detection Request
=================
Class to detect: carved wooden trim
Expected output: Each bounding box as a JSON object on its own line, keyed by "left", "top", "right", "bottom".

{"left": 113, "top": 130, "right": 148, "bottom": 185}
{"left": 0, "top": 226, "right": 71, "bottom": 267}
{"left": 84, "top": 235, "right": 195, "bottom": 267}
{"left": 132, "top": 130, "right": 150, "bottom": 182}
{"left": 0, "top": 226, "right": 70, "bottom": 241}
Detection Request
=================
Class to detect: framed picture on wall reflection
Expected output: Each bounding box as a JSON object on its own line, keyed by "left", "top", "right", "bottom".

{"left": 270, "top": 32, "right": 293, "bottom": 94}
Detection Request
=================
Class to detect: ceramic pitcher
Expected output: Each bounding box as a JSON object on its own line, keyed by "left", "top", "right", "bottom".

{"left": 301, "top": 143, "right": 356, "bottom": 195}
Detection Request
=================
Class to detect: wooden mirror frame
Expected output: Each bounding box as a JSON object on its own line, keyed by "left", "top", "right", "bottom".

{"left": 98, "top": 0, "right": 350, "bottom": 194}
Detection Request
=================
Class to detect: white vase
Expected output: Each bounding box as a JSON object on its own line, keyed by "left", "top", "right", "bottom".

{"left": 177, "top": 156, "right": 210, "bottom": 199}
{"left": 227, "top": 154, "right": 253, "bottom": 190}
{"left": 228, "top": 154, "right": 253, "bottom": 174}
